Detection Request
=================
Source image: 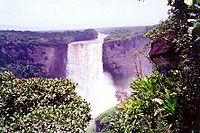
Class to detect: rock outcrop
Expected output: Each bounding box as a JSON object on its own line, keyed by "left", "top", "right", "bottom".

{"left": 30, "top": 44, "right": 68, "bottom": 78}
{"left": 103, "top": 35, "right": 152, "bottom": 89}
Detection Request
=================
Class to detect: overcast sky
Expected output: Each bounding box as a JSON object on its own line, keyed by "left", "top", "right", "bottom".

{"left": 0, "top": 0, "right": 170, "bottom": 30}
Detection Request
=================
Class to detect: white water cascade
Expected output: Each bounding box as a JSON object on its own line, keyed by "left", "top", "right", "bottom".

{"left": 67, "top": 33, "right": 118, "bottom": 118}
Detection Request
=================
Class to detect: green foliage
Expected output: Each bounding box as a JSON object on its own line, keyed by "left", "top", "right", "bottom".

{"left": 86, "top": 107, "right": 117, "bottom": 133}
{"left": 102, "top": 73, "right": 178, "bottom": 132}
{"left": 102, "top": 0, "right": 199, "bottom": 132}
{"left": 102, "top": 26, "right": 154, "bottom": 42}
{"left": 0, "top": 45, "right": 47, "bottom": 78}
{"left": 146, "top": 0, "right": 200, "bottom": 131}
{"left": 0, "top": 29, "right": 98, "bottom": 46}
{"left": 0, "top": 71, "right": 91, "bottom": 132}
{"left": 95, "top": 107, "right": 117, "bottom": 124}
{"left": 0, "top": 43, "right": 45, "bottom": 78}
{"left": 5, "top": 64, "right": 45, "bottom": 78}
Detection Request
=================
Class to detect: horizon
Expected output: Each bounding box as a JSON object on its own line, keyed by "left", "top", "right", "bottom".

{"left": 0, "top": 0, "right": 170, "bottom": 31}
{"left": 0, "top": 24, "right": 156, "bottom": 32}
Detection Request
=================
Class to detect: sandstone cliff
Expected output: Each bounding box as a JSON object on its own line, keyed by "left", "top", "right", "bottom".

{"left": 0, "top": 29, "right": 98, "bottom": 78}
{"left": 103, "top": 35, "right": 152, "bottom": 89}
{"left": 0, "top": 44, "right": 67, "bottom": 78}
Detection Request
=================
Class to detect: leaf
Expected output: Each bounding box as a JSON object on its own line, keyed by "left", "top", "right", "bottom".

{"left": 152, "top": 98, "right": 164, "bottom": 105}
{"left": 184, "top": 0, "right": 193, "bottom": 6}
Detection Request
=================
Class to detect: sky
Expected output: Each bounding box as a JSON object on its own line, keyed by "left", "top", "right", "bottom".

{"left": 0, "top": 0, "right": 170, "bottom": 30}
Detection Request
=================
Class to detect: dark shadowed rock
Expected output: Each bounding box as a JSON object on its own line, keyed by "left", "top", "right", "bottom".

{"left": 149, "top": 32, "right": 180, "bottom": 69}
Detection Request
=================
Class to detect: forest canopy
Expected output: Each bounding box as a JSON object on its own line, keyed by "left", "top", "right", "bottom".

{"left": 0, "top": 29, "right": 98, "bottom": 46}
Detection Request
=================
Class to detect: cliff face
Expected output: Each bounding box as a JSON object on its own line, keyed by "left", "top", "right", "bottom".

{"left": 0, "top": 44, "right": 67, "bottom": 78}
{"left": 103, "top": 35, "right": 152, "bottom": 88}
{"left": 0, "top": 29, "right": 152, "bottom": 83}
{"left": 0, "top": 29, "right": 98, "bottom": 78}
{"left": 30, "top": 44, "right": 68, "bottom": 78}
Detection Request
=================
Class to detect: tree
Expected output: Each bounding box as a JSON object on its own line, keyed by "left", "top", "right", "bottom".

{"left": 0, "top": 71, "right": 91, "bottom": 132}
{"left": 146, "top": 0, "right": 200, "bottom": 131}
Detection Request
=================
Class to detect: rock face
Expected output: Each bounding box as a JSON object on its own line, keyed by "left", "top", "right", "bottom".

{"left": 0, "top": 44, "right": 68, "bottom": 78}
{"left": 148, "top": 32, "right": 180, "bottom": 69}
{"left": 0, "top": 30, "right": 152, "bottom": 85}
{"left": 31, "top": 44, "right": 68, "bottom": 78}
{"left": 0, "top": 29, "right": 98, "bottom": 78}
{"left": 103, "top": 35, "right": 152, "bottom": 89}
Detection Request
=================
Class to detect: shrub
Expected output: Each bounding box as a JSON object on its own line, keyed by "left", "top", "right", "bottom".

{"left": 86, "top": 107, "right": 117, "bottom": 133}
{"left": 102, "top": 73, "right": 178, "bottom": 132}
{"left": 0, "top": 71, "right": 91, "bottom": 132}
{"left": 95, "top": 107, "right": 117, "bottom": 125}
{"left": 146, "top": 0, "right": 200, "bottom": 131}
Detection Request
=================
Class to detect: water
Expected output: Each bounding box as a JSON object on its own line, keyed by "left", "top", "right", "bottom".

{"left": 67, "top": 33, "right": 118, "bottom": 118}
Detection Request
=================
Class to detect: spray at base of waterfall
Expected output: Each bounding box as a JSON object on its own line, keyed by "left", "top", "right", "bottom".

{"left": 88, "top": 72, "right": 118, "bottom": 118}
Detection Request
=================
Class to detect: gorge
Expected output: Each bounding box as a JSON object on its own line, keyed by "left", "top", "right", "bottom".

{"left": 0, "top": 28, "right": 152, "bottom": 117}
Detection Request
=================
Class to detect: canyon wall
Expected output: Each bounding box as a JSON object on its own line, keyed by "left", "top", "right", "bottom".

{"left": 103, "top": 35, "right": 152, "bottom": 90}
{"left": 32, "top": 44, "right": 68, "bottom": 78}
{"left": 0, "top": 29, "right": 98, "bottom": 78}
{"left": 0, "top": 44, "right": 68, "bottom": 78}
{"left": 0, "top": 30, "right": 153, "bottom": 86}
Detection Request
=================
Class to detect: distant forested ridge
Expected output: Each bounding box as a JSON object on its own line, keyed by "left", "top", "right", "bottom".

{"left": 96, "top": 25, "right": 155, "bottom": 42}
{"left": 0, "top": 29, "right": 98, "bottom": 45}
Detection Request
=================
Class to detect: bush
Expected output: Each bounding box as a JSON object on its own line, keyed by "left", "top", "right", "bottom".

{"left": 96, "top": 107, "right": 117, "bottom": 125}
{"left": 102, "top": 73, "right": 178, "bottom": 132}
{"left": 0, "top": 71, "right": 91, "bottom": 132}
{"left": 146, "top": 0, "right": 200, "bottom": 131}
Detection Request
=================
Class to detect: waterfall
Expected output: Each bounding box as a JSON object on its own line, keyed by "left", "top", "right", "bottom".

{"left": 67, "top": 33, "right": 118, "bottom": 117}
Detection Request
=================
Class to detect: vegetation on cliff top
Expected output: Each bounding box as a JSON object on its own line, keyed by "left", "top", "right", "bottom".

{"left": 0, "top": 29, "right": 98, "bottom": 46}
{"left": 98, "top": 26, "right": 154, "bottom": 42}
